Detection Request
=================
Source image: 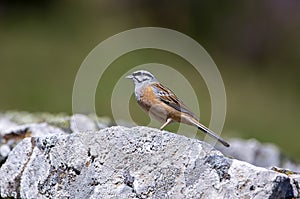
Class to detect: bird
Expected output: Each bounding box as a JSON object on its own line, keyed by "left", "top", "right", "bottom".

{"left": 126, "top": 70, "right": 230, "bottom": 147}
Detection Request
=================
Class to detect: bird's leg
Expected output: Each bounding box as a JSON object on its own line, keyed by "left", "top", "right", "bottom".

{"left": 160, "top": 118, "right": 172, "bottom": 130}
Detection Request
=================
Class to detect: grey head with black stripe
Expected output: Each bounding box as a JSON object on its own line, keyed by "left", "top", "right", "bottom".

{"left": 126, "top": 70, "right": 158, "bottom": 85}
{"left": 126, "top": 70, "right": 158, "bottom": 99}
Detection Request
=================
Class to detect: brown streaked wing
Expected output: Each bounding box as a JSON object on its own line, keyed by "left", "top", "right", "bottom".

{"left": 150, "top": 82, "right": 198, "bottom": 119}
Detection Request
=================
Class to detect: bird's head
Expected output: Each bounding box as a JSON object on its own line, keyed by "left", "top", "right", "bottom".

{"left": 126, "top": 70, "right": 157, "bottom": 86}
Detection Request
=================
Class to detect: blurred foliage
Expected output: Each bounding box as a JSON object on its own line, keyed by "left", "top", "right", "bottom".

{"left": 0, "top": 0, "right": 300, "bottom": 160}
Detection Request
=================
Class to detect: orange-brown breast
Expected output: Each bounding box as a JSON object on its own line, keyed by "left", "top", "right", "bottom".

{"left": 137, "top": 86, "right": 158, "bottom": 112}
{"left": 137, "top": 86, "right": 183, "bottom": 123}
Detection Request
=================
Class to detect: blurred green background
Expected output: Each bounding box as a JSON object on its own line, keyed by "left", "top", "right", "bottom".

{"left": 0, "top": 1, "right": 299, "bottom": 160}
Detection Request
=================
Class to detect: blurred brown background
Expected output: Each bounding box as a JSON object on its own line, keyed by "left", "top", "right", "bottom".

{"left": 0, "top": 1, "right": 299, "bottom": 160}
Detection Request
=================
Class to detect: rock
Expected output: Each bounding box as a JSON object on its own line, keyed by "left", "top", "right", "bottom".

{"left": 2, "top": 111, "right": 71, "bottom": 128}
{"left": 1, "top": 111, "right": 110, "bottom": 133}
{"left": 0, "top": 112, "right": 111, "bottom": 168}
{"left": 2, "top": 123, "right": 67, "bottom": 140}
{"left": 0, "top": 145, "right": 10, "bottom": 158}
{"left": 0, "top": 144, "right": 10, "bottom": 165}
{"left": 0, "top": 123, "right": 68, "bottom": 166}
{"left": 0, "top": 139, "right": 34, "bottom": 198}
{"left": 218, "top": 138, "right": 300, "bottom": 172}
{"left": 0, "top": 126, "right": 299, "bottom": 198}
{"left": 70, "top": 114, "right": 99, "bottom": 132}
{"left": 0, "top": 115, "right": 18, "bottom": 132}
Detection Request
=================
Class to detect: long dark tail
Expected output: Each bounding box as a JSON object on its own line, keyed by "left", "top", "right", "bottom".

{"left": 186, "top": 118, "right": 229, "bottom": 147}
{"left": 196, "top": 122, "right": 230, "bottom": 147}
{"left": 180, "top": 115, "right": 230, "bottom": 147}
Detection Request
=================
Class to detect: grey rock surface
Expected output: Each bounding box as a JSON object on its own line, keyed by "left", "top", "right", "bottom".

{"left": 1, "top": 126, "right": 299, "bottom": 198}
{"left": 0, "top": 111, "right": 108, "bottom": 133}
{"left": 0, "top": 116, "right": 18, "bottom": 131}
{"left": 219, "top": 138, "right": 300, "bottom": 172}
{"left": 0, "top": 123, "right": 68, "bottom": 166}
{"left": 0, "top": 112, "right": 110, "bottom": 167}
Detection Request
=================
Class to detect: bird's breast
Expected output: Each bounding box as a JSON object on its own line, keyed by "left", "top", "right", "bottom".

{"left": 137, "top": 86, "right": 184, "bottom": 123}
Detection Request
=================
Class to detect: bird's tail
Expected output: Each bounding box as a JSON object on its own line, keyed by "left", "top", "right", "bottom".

{"left": 196, "top": 122, "right": 230, "bottom": 147}
{"left": 184, "top": 116, "right": 230, "bottom": 147}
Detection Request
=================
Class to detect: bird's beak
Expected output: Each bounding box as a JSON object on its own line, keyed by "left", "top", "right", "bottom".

{"left": 126, "top": 74, "right": 133, "bottom": 79}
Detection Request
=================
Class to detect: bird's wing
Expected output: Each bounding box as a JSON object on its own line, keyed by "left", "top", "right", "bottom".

{"left": 151, "top": 82, "right": 198, "bottom": 119}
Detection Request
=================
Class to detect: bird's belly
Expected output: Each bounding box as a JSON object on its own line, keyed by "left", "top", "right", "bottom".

{"left": 148, "top": 104, "right": 168, "bottom": 122}
{"left": 138, "top": 100, "right": 168, "bottom": 122}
